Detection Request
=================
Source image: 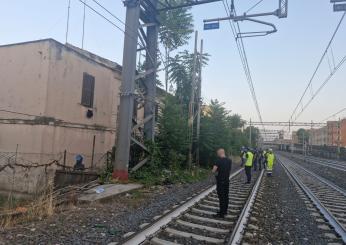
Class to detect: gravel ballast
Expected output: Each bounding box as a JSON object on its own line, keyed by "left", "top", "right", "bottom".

{"left": 286, "top": 154, "right": 346, "bottom": 190}
{"left": 242, "top": 161, "right": 341, "bottom": 245}
{"left": 0, "top": 165, "right": 240, "bottom": 245}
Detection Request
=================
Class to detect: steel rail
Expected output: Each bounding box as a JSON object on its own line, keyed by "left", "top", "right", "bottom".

{"left": 288, "top": 153, "right": 346, "bottom": 172}
{"left": 304, "top": 157, "right": 346, "bottom": 171}
{"left": 305, "top": 159, "right": 346, "bottom": 172}
{"left": 122, "top": 168, "right": 243, "bottom": 245}
{"left": 228, "top": 169, "right": 265, "bottom": 245}
{"left": 281, "top": 151, "right": 346, "bottom": 171}
{"left": 284, "top": 156, "right": 346, "bottom": 196}
{"left": 279, "top": 157, "right": 346, "bottom": 243}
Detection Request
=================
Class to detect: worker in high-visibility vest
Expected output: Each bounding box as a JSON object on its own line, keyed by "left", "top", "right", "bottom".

{"left": 266, "top": 149, "right": 275, "bottom": 176}
{"left": 244, "top": 148, "right": 254, "bottom": 184}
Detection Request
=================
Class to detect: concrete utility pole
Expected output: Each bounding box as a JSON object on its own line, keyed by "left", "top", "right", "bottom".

{"left": 196, "top": 39, "right": 203, "bottom": 166}
{"left": 188, "top": 31, "right": 198, "bottom": 168}
{"left": 338, "top": 118, "right": 341, "bottom": 159}
{"left": 113, "top": 0, "right": 141, "bottom": 181}
{"left": 303, "top": 130, "right": 306, "bottom": 160}
{"left": 249, "top": 119, "right": 252, "bottom": 147}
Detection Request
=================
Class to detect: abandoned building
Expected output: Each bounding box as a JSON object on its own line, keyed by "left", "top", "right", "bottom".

{"left": 0, "top": 39, "right": 156, "bottom": 194}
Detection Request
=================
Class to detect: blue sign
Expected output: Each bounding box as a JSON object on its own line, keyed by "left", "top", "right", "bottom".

{"left": 334, "top": 3, "right": 346, "bottom": 11}
{"left": 204, "top": 22, "right": 220, "bottom": 30}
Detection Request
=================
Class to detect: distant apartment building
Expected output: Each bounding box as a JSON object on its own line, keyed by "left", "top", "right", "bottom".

{"left": 309, "top": 119, "right": 346, "bottom": 147}
{"left": 292, "top": 131, "right": 299, "bottom": 144}
{"left": 342, "top": 119, "right": 346, "bottom": 146}
{"left": 327, "top": 121, "right": 339, "bottom": 146}
{"left": 310, "top": 126, "right": 328, "bottom": 146}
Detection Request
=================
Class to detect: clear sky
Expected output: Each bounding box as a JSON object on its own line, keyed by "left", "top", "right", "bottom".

{"left": 1, "top": 0, "right": 345, "bottom": 133}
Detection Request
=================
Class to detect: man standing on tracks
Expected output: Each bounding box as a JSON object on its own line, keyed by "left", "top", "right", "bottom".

{"left": 261, "top": 149, "right": 267, "bottom": 170}
{"left": 258, "top": 149, "right": 264, "bottom": 170}
{"left": 244, "top": 148, "right": 254, "bottom": 184}
{"left": 212, "top": 148, "right": 232, "bottom": 218}
{"left": 253, "top": 148, "right": 259, "bottom": 171}
{"left": 266, "top": 149, "right": 275, "bottom": 176}
{"left": 240, "top": 146, "right": 246, "bottom": 166}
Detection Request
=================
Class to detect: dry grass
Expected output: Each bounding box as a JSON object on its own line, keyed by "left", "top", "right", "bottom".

{"left": 0, "top": 179, "right": 99, "bottom": 228}
{"left": 0, "top": 179, "right": 55, "bottom": 228}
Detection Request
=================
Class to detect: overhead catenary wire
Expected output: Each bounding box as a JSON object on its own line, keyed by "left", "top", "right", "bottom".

{"left": 223, "top": 1, "right": 264, "bottom": 128}
{"left": 90, "top": 0, "right": 126, "bottom": 26}
{"left": 75, "top": 0, "right": 168, "bottom": 79}
{"left": 245, "top": 0, "right": 264, "bottom": 14}
{"left": 293, "top": 55, "right": 346, "bottom": 121}
{"left": 222, "top": 0, "right": 266, "bottom": 138}
{"left": 321, "top": 107, "right": 346, "bottom": 122}
{"left": 76, "top": 0, "right": 137, "bottom": 42}
{"left": 287, "top": 12, "right": 346, "bottom": 123}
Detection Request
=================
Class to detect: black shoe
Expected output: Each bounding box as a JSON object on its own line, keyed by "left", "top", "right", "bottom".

{"left": 213, "top": 213, "right": 225, "bottom": 218}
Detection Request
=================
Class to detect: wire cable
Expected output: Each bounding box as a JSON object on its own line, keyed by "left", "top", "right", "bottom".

{"left": 76, "top": 0, "right": 168, "bottom": 77}
{"left": 90, "top": 0, "right": 126, "bottom": 26}
{"left": 245, "top": 0, "right": 264, "bottom": 14}
{"left": 293, "top": 55, "right": 346, "bottom": 121}
{"left": 287, "top": 12, "right": 346, "bottom": 123}
{"left": 222, "top": 0, "right": 266, "bottom": 137}
{"left": 321, "top": 107, "right": 346, "bottom": 122}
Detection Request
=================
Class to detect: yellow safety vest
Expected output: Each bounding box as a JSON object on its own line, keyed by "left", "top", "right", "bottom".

{"left": 245, "top": 152, "right": 254, "bottom": 167}
{"left": 267, "top": 153, "right": 275, "bottom": 171}
{"left": 262, "top": 151, "right": 266, "bottom": 157}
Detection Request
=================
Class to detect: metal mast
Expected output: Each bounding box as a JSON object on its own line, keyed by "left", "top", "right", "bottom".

{"left": 113, "top": 0, "right": 223, "bottom": 180}
{"left": 113, "top": 0, "right": 141, "bottom": 181}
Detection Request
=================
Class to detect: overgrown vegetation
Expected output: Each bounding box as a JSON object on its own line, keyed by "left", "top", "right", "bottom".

{"left": 0, "top": 182, "right": 54, "bottom": 227}
{"left": 130, "top": 2, "right": 259, "bottom": 185}
{"left": 159, "top": 0, "right": 194, "bottom": 91}
{"left": 43, "top": 1, "right": 260, "bottom": 188}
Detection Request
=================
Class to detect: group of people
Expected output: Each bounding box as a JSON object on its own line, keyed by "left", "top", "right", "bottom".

{"left": 241, "top": 147, "right": 275, "bottom": 183}
{"left": 212, "top": 147, "right": 275, "bottom": 218}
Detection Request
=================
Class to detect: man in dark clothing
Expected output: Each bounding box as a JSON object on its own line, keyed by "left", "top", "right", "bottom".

{"left": 253, "top": 149, "right": 259, "bottom": 171}
{"left": 258, "top": 149, "right": 263, "bottom": 170}
{"left": 212, "top": 148, "right": 232, "bottom": 218}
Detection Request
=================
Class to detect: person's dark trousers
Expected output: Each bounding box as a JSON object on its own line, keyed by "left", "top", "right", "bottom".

{"left": 259, "top": 158, "right": 262, "bottom": 170}
{"left": 253, "top": 160, "right": 258, "bottom": 171}
{"left": 245, "top": 166, "right": 252, "bottom": 183}
{"left": 216, "top": 180, "right": 229, "bottom": 215}
{"left": 263, "top": 160, "right": 267, "bottom": 170}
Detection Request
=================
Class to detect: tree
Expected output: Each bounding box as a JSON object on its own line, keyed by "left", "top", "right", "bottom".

{"left": 199, "top": 100, "right": 248, "bottom": 166}
{"left": 296, "top": 128, "right": 309, "bottom": 144}
{"left": 157, "top": 95, "right": 189, "bottom": 167}
{"left": 169, "top": 50, "right": 209, "bottom": 110}
{"left": 244, "top": 126, "right": 260, "bottom": 148}
{"left": 159, "top": 1, "right": 194, "bottom": 91}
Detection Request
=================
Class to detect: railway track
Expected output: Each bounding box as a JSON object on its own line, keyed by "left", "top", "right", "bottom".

{"left": 279, "top": 154, "right": 346, "bottom": 243}
{"left": 285, "top": 153, "right": 346, "bottom": 172}
{"left": 120, "top": 168, "right": 264, "bottom": 245}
